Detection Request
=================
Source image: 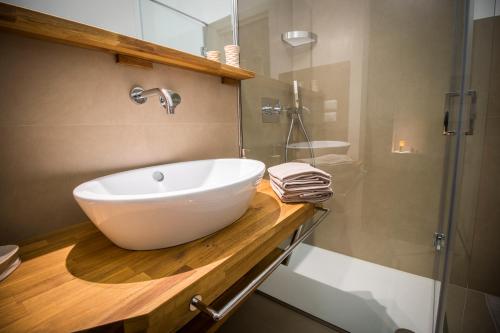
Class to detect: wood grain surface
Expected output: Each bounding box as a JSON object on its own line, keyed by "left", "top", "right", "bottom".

{"left": 0, "top": 180, "right": 314, "bottom": 332}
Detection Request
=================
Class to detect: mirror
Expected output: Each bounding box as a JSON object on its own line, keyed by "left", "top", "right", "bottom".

{"left": 2, "top": 0, "right": 236, "bottom": 58}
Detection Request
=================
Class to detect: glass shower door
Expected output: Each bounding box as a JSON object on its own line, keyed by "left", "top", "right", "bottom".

{"left": 237, "top": 0, "right": 470, "bottom": 332}
{"left": 435, "top": 0, "right": 499, "bottom": 332}
{"left": 433, "top": 0, "right": 474, "bottom": 330}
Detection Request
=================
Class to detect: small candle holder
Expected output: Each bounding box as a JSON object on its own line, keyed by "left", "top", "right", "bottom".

{"left": 392, "top": 139, "right": 412, "bottom": 154}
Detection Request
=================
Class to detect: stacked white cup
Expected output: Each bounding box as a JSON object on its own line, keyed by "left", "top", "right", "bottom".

{"left": 224, "top": 44, "right": 240, "bottom": 67}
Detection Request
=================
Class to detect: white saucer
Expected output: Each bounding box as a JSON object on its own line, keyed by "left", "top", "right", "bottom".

{"left": 0, "top": 257, "right": 21, "bottom": 281}
{"left": 0, "top": 245, "right": 20, "bottom": 282}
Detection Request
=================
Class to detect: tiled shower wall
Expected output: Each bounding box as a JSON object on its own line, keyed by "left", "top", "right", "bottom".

{"left": 467, "top": 15, "right": 500, "bottom": 297}
{"left": 239, "top": 0, "right": 456, "bottom": 279}
{"left": 0, "top": 32, "right": 239, "bottom": 243}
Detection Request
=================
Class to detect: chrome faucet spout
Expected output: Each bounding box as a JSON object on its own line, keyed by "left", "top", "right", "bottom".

{"left": 158, "top": 89, "right": 181, "bottom": 115}
{"left": 139, "top": 88, "right": 163, "bottom": 99}
{"left": 129, "top": 86, "right": 181, "bottom": 114}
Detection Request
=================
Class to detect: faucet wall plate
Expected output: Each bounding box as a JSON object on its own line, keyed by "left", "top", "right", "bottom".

{"left": 130, "top": 86, "right": 147, "bottom": 104}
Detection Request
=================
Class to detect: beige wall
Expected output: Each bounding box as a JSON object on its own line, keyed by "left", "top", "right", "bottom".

{"left": 286, "top": 0, "right": 455, "bottom": 278}
{"left": 291, "top": 0, "right": 369, "bottom": 162}
{"left": 447, "top": 21, "right": 500, "bottom": 333}
{"left": 0, "top": 32, "right": 239, "bottom": 243}
{"left": 450, "top": 16, "right": 497, "bottom": 291}
{"left": 467, "top": 16, "right": 500, "bottom": 296}
{"left": 240, "top": 0, "right": 458, "bottom": 279}
{"left": 239, "top": 0, "right": 293, "bottom": 80}
{"left": 238, "top": 0, "right": 293, "bottom": 168}
{"left": 280, "top": 62, "right": 351, "bottom": 143}
{"left": 353, "top": 0, "right": 455, "bottom": 277}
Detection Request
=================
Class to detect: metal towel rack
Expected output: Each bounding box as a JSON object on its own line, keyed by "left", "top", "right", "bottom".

{"left": 189, "top": 206, "right": 330, "bottom": 321}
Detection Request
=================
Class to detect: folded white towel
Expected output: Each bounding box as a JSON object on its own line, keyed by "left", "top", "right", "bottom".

{"left": 270, "top": 179, "right": 333, "bottom": 203}
{"left": 268, "top": 162, "right": 333, "bottom": 203}
{"left": 268, "top": 162, "right": 331, "bottom": 182}
{"left": 270, "top": 175, "right": 330, "bottom": 191}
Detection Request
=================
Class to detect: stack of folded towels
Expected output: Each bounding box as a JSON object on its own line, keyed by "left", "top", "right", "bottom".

{"left": 268, "top": 162, "right": 333, "bottom": 203}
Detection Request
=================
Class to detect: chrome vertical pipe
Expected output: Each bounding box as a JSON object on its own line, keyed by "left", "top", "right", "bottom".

{"left": 282, "top": 224, "right": 303, "bottom": 266}
{"left": 231, "top": 0, "right": 244, "bottom": 158}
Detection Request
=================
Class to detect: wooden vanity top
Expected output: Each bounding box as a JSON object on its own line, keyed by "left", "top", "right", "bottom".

{"left": 0, "top": 180, "right": 314, "bottom": 332}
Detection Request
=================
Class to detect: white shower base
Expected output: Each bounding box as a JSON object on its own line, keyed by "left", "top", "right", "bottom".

{"left": 259, "top": 243, "right": 438, "bottom": 333}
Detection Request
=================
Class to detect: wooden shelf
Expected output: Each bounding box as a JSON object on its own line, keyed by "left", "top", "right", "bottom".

{"left": 0, "top": 3, "right": 255, "bottom": 80}
{"left": 0, "top": 180, "right": 313, "bottom": 332}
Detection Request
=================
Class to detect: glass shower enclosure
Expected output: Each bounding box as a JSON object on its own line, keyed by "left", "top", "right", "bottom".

{"left": 236, "top": 0, "right": 489, "bottom": 332}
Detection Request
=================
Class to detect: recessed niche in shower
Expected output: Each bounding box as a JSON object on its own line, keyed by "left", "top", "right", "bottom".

{"left": 392, "top": 139, "right": 413, "bottom": 154}
{"left": 391, "top": 117, "right": 422, "bottom": 154}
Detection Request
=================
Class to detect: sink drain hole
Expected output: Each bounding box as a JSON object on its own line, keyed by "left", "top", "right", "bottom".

{"left": 152, "top": 171, "right": 165, "bottom": 182}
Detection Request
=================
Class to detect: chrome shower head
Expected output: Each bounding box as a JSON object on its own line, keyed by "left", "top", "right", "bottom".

{"left": 281, "top": 31, "right": 317, "bottom": 47}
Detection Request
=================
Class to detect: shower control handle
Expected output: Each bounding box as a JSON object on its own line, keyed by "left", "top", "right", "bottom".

{"left": 443, "top": 92, "right": 459, "bottom": 136}
{"left": 443, "top": 111, "right": 454, "bottom": 136}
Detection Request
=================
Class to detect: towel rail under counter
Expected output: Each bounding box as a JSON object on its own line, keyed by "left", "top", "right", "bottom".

{"left": 189, "top": 206, "right": 330, "bottom": 321}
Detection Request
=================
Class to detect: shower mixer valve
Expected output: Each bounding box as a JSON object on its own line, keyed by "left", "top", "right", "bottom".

{"left": 261, "top": 97, "right": 284, "bottom": 123}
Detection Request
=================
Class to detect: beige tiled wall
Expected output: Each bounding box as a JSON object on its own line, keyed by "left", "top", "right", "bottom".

{"left": 450, "top": 16, "right": 496, "bottom": 295}
{"left": 239, "top": 0, "right": 457, "bottom": 279}
{"left": 448, "top": 16, "right": 500, "bottom": 306}
{"left": 0, "top": 32, "right": 239, "bottom": 243}
{"left": 238, "top": 0, "right": 293, "bottom": 80}
{"left": 280, "top": 62, "right": 351, "bottom": 143}
{"left": 315, "top": 0, "right": 452, "bottom": 279}
{"left": 238, "top": 0, "right": 293, "bottom": 167}
{"left": 353, "top": 0, "right": 456, "bottom": 278}
{"left": 467, "top": 16, "right": 500, "bottom": 297}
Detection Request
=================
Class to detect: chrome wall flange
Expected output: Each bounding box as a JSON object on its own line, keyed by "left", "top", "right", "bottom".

{"left": 130, "top": 86, "right": 147, "bottom": 104}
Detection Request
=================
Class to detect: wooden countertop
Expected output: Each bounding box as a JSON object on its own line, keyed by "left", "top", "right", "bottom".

{"left": 0, "top": 180, "right": 314, "bottom": 332}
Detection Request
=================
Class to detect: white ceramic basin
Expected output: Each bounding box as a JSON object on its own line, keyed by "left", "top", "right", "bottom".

{"left": 73, "top": 159, "right": 265, "bottom": 250}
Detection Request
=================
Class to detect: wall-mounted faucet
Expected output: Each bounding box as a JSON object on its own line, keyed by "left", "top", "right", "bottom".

{"left": 129, "top": 86, "right": 181, "bottom": 114}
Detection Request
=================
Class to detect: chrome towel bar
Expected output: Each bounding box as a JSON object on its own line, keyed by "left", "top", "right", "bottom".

{"left": 189, "top": 206, "right": 330, "bottom": 321}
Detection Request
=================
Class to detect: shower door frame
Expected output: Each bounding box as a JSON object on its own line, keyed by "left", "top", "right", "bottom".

{"left": 434, "top": 0, "right": 479, "bottom": 332}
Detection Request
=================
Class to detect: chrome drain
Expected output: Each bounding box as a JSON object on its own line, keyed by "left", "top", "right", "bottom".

{"left": 152, "top": 171, "right": 165, "bottom": 182}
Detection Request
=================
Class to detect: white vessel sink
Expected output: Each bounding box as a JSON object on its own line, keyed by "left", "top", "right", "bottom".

{"left": 73, "top": 159, "right": 265, "bottom": 250}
